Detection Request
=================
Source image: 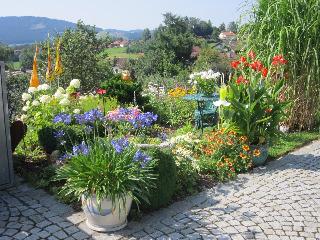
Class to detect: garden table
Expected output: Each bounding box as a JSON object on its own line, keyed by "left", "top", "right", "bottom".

{"left": 183, "top": 93, "right": 219, "bottom": 132}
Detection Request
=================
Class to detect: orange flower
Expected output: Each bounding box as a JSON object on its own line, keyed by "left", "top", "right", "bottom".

{"left": 253, "top": 149, "right": 261, "bottom": 157}
{"left": 239, "top": 153, "right": 247, "bottom": 159}
{"left": 242, "top": 145, "right": 250, "bottom": 151}
{"left": 265, "top": 108, "right": 273, "bottom": 113}
{"left": 240, "top": 136, "right": 248, "bottom": 142}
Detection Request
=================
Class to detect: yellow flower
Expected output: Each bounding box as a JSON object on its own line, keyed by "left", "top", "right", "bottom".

{"left": 30, "top": 45, "right": 40, "bottom": 88}
{"left": 253, "top": 149, "right": 261, "bottom": 157}
{"left": 242, "top": 145, "right": 250, "bottom": 152}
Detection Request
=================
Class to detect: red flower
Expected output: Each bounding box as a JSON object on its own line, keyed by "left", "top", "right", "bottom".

{"left": 250, "top": 61, "right": 264, "bottom": 71}
{"left": 248, "top": 50, "right": 256, "bottom": 60}
{"left": 231, "top": 60, "right": 240, "bottom": 69}
{"left": 240, "top": 56, "right": 247, "bottom": 63}
{"left": 272, "top": 55, "right": 288, "bottom": 65}
{"left": 236, "top": 75, "right": 249, "bottom": 85}
{"left": 97, "top": 89, "right": 107, "bottom": 95}
{"left": 261, "top": 67, "right": 268, "bottom": 78}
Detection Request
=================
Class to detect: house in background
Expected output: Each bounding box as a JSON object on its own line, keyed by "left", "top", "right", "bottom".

{"left": 219, "top": 31, "right": 237, "bottom": 41}
{"left": 108, "top": 39, "right": 129, "bottom": 48}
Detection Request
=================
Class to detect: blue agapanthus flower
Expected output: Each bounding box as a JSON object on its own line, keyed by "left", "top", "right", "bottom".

{"left": 54, "top": 130, "right": 65, "bottom": 139}
{"left": 53, "top": 113, "right": 72, "bottom": 125}
{"left": 129, "top": 112, "right": 158, "bottom": 129}
{"left": 111, "top": 138, "right": 129, "bottom": 153}
{"left": 133, "top": 150, "right": 152, "bottom": 168}
{"left": 74, "top": 109, "right": 105, "bottom": 125}
{"left": 72, "top": 141, "right": 90, "bottom": 156}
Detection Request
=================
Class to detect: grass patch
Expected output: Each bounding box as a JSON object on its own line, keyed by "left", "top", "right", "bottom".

{"left": 268, "top": 131, "right": 319, "bottom": 159}
{"left": 104, "top": 47, "right": 141, "bottom": 59}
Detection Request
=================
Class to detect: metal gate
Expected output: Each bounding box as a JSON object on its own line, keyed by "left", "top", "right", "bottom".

{"left": 0, "top": 61, "right": 14, "bottom": 189}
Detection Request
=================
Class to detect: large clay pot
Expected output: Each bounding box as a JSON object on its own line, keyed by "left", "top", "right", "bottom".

{"left": 82, "top": 194, "right": 132, "bottom": 232}
{"left": 251, "top": 144, "right": 268, "bottom": 167}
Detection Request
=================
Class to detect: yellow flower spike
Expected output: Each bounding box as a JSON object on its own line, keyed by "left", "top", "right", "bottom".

{"left": 46, "top": 34, "right": 54, "bottom": 82}
{"left": 30, "top": 45, "right": 40, "bottom": 88}
{"left": 54, "top": 38, "right": 63, "bottom": 76}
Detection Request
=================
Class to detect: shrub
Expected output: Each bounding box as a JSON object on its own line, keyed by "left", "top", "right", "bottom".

{"left": 38, "top": 125, "right": 84, "bottom": 154}
{"left": 6, "top": 73, "right": 29, "bottom": 121}
{"left": 141, "top": 148, "right": 177, "bottom": 210}
{"left": 100, "top": 74, "right": 147, "bottom": 105}
{"left": 145, "top": 95, "right": 195, "bottom": 128}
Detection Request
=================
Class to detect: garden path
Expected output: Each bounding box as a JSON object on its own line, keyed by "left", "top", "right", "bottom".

{"left": 1, "top": 140, "right": 320, "bottom": 240}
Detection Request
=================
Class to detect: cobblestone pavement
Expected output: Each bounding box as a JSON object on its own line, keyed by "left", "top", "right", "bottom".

{"left": 1, "top": 140, "right": 320, "bottom": 240}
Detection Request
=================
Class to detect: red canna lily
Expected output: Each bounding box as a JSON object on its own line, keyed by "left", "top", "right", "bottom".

{"left": 97, "top": 89, "right": 107, "bottom": 95}
{"left": 231, "top": 60, "right": 241, "bottom": 69}
{"left": 240, "top": 56, "right": 247, "bottom": 63}
{"left": 250, "top": 61, "right": 264, "bottom": 71}
{"left": 261, "top": 67, "right": 268, "bottom": 78}
{"left": 248, "top": 50, "right": 256, "bottom": 60}
{"left": 272, "top": 55, "right": 287, "bottom": 65}
{"left": 236, "top": 75, "right": 249, "bottom": 85}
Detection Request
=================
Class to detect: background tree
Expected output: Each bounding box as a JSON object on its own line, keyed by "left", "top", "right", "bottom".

{"left": 59, "top": 21, "right": 113, "bottom": 91}
{"left": 19, "top": 45, "right": 35, "bottom": 70}
{"left": 193, "top": 46, "right": 220, "bottom": 71}
{"left": 227, "top": 21, "right": 238, "bottom": 33}
{"left": 218, "top": 23, "right": 226, "bottom": 32}
{"left": 189, "top": 18, "right": 213, "bottom": 37}
{"left": 0, "top": 44, "right": 14, "bottom": 61}
{"left": 211, "top": 26, "right": 221, "bottom": 43}
{"left": 142, "top": 28, "right": 152, "bottom": 41}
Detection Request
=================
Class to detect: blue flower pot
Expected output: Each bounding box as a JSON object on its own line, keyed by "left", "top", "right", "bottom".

{"left": 251, "top": 145, "right": 268, "bottom": 167}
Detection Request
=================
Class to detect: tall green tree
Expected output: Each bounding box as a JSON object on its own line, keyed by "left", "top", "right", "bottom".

{"left": 0, "top": 44, "right": 14, "bottom": 62}
{"left": 211, "top": 26, "right": 221, "bottom": 42}
{"left": 218, "top": 23, "right": 226, "bottom": 32}
{"left": 142, "top": 28, "right": 152, "bottom": 41}
{"left": 19, "top": 45, "right": 35, "bottom": 70}
{"left": 60, "top": 21, "right": 113, "bottom": 91}
{"left": 227, "top": 21, "right": 238, "bottom": 33}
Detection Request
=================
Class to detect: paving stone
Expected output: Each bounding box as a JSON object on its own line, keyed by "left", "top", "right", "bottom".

{"left": 71, "top": 231, "right": 90, "bottom": 240}
{"left": 53, "top": 230, "right": 68, "bottom": 239}
{"left": 45, "top": 224, "right": 61, "bottom": 233}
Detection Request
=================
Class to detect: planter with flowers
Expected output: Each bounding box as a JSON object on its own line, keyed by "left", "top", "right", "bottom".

{"left": 53, "top": 109, "right": 156, "bottom": 232}
{"left": 189, "top": 70, "right": 221, "bottom": 96}
{"left": 220, "top": 51, "right": 289, "bottom": 166}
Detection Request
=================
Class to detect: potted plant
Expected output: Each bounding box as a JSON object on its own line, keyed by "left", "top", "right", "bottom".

{"left": 52, "top": 109, "right": 155, "bottom": 232}
{"left": 189, "top": 70, "right": 221, "bottom": 96}
{"left": 221, "top": 52, "right": 289, "bottom": 166}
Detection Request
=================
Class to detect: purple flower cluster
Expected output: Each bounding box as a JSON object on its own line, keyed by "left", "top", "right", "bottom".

{"left": 107, "top": 107, "right": 158, "bottom": 129}
{"left": 72, "top": 141, "right": 90, "bottom": 156}
{"left": 53, "top": 113, "right": 71, "bottom": 125}
{"left": 133, "top": 150, "right": 152, "bottom": 168}
{"left": 54, "top": 130, "right": 65, "bottom": 139}
{"left": 111, "top": 138, "right": 129, "bottom": 153}
{"left": 74, "top": 109, "right": 105, "bottom": 125}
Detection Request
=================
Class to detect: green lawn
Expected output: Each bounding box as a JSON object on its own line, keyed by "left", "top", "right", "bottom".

{"left": 104, "top": 47, "right": 141, "bottom": 59}
{"left": 268, "top": 131, "right": 319, "bottom": 159}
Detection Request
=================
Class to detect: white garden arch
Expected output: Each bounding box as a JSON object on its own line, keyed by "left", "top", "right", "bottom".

{"left": 0, "top": 61, "right": 14, "bottom": 189}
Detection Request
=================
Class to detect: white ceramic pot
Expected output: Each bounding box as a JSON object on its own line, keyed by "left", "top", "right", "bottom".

{"left": 82, "top": 194, "right": 132, "bottom": 232}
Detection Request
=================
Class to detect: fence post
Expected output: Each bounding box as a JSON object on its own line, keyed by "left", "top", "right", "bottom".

{"left": 0, "top": 61, "right": 14, "bottom": 189}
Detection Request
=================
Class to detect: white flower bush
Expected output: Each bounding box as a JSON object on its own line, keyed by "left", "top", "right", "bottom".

{"left": 39, "top": 95, "right": 51, "bottom": 104}
{"left": 32, "top": 100, "right": 40, "bottom": 106}
{"left": 28, "top": 87, "right": 37, "bottom": 94}
{"left": 59, "top": 98, "right": 70, "bottom": 106}
{"left": 70, "top": 79, "right": 81, "bottom": 89}
{"left": 22, "top": 93, "right": 32, "bottom": 101}
{"left": 38, "top": 84, "right": 50, "bottom": 91}
{"left": 73, "top": 109, "right": 81, "bottom": 114}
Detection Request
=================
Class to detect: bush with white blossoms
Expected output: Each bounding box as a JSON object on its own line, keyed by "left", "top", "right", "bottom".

{"left": 19, "top": 79, "right": 83, "bottom": 130}
{"left": 188, "top": 70, "right": 221, "bottom": 95}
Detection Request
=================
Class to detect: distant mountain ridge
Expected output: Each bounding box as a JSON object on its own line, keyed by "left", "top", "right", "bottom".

{"left": 0, "top": 16, "right": 143, "bottom": 45}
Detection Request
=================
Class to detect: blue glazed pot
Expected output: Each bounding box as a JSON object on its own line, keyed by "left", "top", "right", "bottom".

{"left": 251, "top": 145, "right": 268, "bottom": 167}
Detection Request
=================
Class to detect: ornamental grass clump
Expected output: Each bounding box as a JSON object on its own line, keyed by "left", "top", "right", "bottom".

{"left": 241, "top": 0, "right": 320, "bottom": 130}
{"left": 197, "top": 129, "right": 254, "bottom": 181}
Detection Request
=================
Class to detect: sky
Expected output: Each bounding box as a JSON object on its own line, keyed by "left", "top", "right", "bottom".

{"left": 0, "top": 0, "right": 254, "bottom": 30}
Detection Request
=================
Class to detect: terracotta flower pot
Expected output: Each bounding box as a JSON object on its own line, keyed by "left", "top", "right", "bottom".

{"left": 82, "top": 194, "right": 132, "bottom": 232}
